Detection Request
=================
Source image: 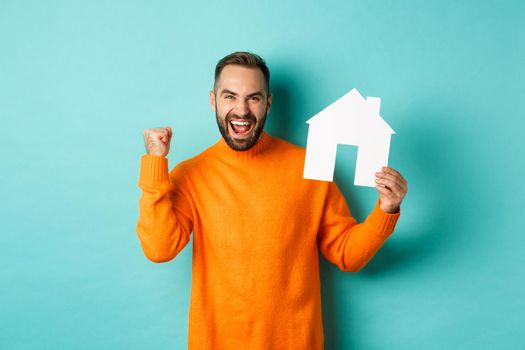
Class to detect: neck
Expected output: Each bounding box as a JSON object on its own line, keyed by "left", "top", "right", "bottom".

{"left": 215, "top": 130, "right": 273, "bottom": 163}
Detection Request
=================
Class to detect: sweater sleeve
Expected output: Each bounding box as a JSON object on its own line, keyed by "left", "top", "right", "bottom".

{"left": 136, "top": 155, "right": 194, "bottom": 263}
{"left": 317, "top": 181, "right": 399, "bottom": 272}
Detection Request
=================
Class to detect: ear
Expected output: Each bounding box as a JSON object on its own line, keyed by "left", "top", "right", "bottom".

{"left": 210, "top": 90, "right": 216, "bottom": 113}
{"left": 266, "top": 93, "right": 272, "bottom": 114}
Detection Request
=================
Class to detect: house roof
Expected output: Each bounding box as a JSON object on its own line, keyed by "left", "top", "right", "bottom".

{"left": 306, "top": 88, "right": 395, "bottom": 134}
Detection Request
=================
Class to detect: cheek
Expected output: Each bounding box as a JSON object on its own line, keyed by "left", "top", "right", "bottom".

{"left": 216, "top": 103, "right": 230, "bottom": 117}
{"left": 222, "top": 107, "right": 234, "bottom": 118}
{"left": 256, "top": 104, "right": 268, "bottom": 117}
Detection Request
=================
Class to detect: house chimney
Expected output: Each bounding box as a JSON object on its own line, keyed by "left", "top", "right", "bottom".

{"left": 366, "top": 97, "right": 381, "bottom": 115}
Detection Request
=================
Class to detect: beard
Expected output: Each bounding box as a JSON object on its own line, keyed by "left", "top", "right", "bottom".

{"left": 215, "top": 106, "right": 268, "bottom": 151}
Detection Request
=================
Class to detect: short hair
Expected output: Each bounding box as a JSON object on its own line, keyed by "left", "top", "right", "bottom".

{"left": 214, "top": 51, "right": 270, "bottom": 95}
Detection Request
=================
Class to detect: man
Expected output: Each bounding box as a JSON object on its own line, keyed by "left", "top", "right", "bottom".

{"left": 137, "top": 51, "right": 408, "bottom": 349}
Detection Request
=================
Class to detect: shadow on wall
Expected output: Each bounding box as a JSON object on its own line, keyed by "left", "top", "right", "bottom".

{"left": 265, "top": 65, "right": 310, "bottom": 146}
{"left": 318, "top": 102, "right": 474, "bottom": 349}
{"left": 265, "top": 65, "right": 476, "bottom": 347}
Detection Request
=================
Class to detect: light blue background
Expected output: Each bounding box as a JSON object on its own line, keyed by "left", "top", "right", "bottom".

{"left": 1, "top": 1, "right": 524, "bottom": 349}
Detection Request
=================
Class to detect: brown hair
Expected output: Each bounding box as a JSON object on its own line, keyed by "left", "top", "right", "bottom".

{"left": 214, "top": 51, "right": 270, "bottom": 95}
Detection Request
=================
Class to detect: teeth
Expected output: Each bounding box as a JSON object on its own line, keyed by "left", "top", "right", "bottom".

{"left": 231, "top": 120, "right": 250, "bottom": 126}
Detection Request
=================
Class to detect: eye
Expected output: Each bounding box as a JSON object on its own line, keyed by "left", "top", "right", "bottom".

{"left": 249, "top": 96, "right": 260, "bottom": 102}
{"left": 225, "top": 95, "right": 234, "bottom": 100}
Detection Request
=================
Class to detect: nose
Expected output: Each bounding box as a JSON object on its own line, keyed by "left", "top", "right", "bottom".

{"left": 234, "top": 99, "right": 250, "bottom": 117}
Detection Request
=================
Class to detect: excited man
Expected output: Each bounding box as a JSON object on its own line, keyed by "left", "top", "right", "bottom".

{"left": 137, "top": 51, "right": 408, "bottom": 349}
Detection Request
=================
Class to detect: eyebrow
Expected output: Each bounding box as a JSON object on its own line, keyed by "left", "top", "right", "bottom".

{"left": 220, "top": 89, "right": 265, "bottom": 98}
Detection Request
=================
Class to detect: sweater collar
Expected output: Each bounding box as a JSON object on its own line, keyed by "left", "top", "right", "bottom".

{"left": 214, "top": 130, "right": 273, "bottom": 162}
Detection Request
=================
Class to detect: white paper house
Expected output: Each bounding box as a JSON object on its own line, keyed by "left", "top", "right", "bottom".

{"left": 303, "top": 88, "right": 395, "bottom": 187}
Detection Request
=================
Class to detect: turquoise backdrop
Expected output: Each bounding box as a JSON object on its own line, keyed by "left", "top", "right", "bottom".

{"left": 1, "top": 0, "right": 524, "bottom": 349}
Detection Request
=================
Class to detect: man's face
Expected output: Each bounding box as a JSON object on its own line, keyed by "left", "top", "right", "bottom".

{"left": 210, "top": 65, "right": 272, "bottom": 151}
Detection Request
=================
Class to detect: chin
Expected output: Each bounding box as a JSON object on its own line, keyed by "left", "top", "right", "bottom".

{"left": 216, "top": 111, "right": 267, "bottom": 151}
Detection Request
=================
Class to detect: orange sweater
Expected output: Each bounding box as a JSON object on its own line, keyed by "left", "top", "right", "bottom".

{"left": 137, "top": 131, "right": 400, "bottom": 349}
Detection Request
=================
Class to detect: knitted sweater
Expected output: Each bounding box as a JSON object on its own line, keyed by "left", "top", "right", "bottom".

{"left": 137, "top": 131, "right": 400, "bottom": 349}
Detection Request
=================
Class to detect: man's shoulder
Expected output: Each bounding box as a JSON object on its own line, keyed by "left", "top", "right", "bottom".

{"left": 169, "top": 132, "right": 307, "bottom": 172}
{"left": 168, "top": 138, "right": 220, "bottom": 174}
{"left": 269, "top": 134, "right": 306, "bottom": 156}
{"left": 169, "top": 152, "right": 206, "bottom": 174}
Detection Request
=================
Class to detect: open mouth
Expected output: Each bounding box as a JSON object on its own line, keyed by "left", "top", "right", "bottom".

{"left": 229, "top": 119, "right": 254, "bottom": 138}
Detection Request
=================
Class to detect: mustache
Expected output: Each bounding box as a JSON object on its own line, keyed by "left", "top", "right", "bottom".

{"left": 226, "top": 111, "right": 257, "bottom": 123}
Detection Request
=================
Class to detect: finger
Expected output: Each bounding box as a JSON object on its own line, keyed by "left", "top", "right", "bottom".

{"left": 156, "top": 129, "right": 168, "bottom": 143}
{"left": 376, "top": 172, "right": 407, "bottom": 193}
{"left": 375, "top": 185, "right": 397, "bottom": 202}
{"left": 381, "top": 166, "right": 403, "bottom": 181}
{"left": 375, "top": 183, "right": 402, "bottom": 204}
{"left": 381, "top": 166, "right": 407, "bottom": 187}
{"left": 381, "top": 166, "right": 400, "bottom": 176}
{"left": 375, "top": 177, "right": 404, "bottom": 197}
{"left": 148, "top": 131, "right": 161, "bottom": 143}
{"left": 375, "top": 172, "right": 407, "bottom": 188}
{"left": 376, "top": 172, "right": 397, "bottom": 182}
{"left": 378, "top": 182, "right": 404, "bottom": 199}
{"left": 375, "top": 183, "right": 391, "bottom": 194}
{"left": 153, "top": 134, "right": 166, "bottom": 145}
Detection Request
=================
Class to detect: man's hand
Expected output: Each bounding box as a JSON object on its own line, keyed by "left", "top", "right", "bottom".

{"left": 143, "top": 126, "right": 173, "bottom": 157}
{"left": 374, "top": 166, "right": 408, "bottom": 213}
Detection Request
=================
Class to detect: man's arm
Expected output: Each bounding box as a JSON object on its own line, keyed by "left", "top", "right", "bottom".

{"left": 136, "top": 127, "right": 194, "bottom": 263}
{"left": 317, "top": 166, "right": 407, "bottom": 272}
{"left": 317, "top": 177, "right": 404, "bottom": 272}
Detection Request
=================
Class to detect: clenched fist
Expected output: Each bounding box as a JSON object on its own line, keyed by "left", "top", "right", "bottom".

{"left": 143, "top": 126, "right": 173, "bottom": 157}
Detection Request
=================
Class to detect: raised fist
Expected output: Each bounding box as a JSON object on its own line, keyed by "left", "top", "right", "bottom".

{"left": 143, "top": 126, "right": 172, "bottom": 157}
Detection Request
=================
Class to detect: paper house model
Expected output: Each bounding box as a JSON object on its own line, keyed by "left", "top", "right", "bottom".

{"left": 303, "top": 88, "right": 395, "bottom": 187}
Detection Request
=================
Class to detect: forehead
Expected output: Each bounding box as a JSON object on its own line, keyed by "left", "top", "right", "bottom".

{"left": 216, "top": 65, "right": 266, "bottom": 94}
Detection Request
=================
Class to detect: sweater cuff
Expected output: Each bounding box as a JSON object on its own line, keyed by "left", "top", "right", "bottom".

{"left": 364, "top": 200, "right": 400, "bottom": 237}
{"left": 138, "top": 154, "right": 170, "bottom": 187}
